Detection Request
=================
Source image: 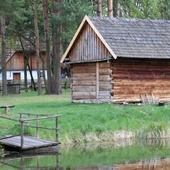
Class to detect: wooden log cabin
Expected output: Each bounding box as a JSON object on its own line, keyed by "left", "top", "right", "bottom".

{"left": 5, "top": 50, "right": 47, "bottom": 84}
{"left": 61, "top": 15, "right": 170, "bottom": 103}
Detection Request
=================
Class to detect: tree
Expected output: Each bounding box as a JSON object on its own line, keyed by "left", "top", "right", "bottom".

{"left": 97, "top": 0, "right": 102, "bottom": 17}
{"left": 34, "top": 0, "right": 42, "bottom": 95}
{"left": 1, "top": 17, "right": 7, "bottom": 96}
{"left": 158, "top": 0, "right": 170, "bottom": 19}
{"left": 0, "top": 0, "right": 24, "bottom": 96}
{"left": 50, "top": 0, "right": 93, "bottom": 94}
{"left": 61, "top": 0, "right": 93, "bottom": 51}
{"left": 113, "top": 0, "right": 120, "bottom": 17}
{"left": 107, "top": 0, "right": 113, "bottom": 17}
{"left": 42, "top": 0, "right": 52, "bottom": 94}
{"left": 52, "top": 0, "right": 62, "bottom": 94}
{"left": 113, "top": 0, "right": 167, "bottom": 19}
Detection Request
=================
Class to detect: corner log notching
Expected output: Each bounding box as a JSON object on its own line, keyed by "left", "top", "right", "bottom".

{"left": 0, "top": 105, "right": 15, "bottom": 114}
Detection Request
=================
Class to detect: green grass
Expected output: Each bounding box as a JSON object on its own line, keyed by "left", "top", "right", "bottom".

{"left": 0, "top": 89, "right": 170, "bottom": 144}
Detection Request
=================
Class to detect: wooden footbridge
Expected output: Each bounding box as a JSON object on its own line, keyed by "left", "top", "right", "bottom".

{"left": 0, "top": 113, "right": 61, "bottom": 151}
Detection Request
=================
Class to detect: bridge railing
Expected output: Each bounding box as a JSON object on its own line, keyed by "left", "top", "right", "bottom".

{"left": 0, "top": 113, "right": 61, "bottom": 148}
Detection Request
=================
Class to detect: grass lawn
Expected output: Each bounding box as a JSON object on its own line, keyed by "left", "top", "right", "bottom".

{"left": 0, "top": 89, "right": 170, "bottom": 144}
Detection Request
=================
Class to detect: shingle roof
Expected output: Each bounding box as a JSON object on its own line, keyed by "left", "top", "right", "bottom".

{"left": 89, "top": 16, "right": 170, "bottom": 59}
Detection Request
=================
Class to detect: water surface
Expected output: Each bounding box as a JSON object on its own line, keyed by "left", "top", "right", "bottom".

{"left": 0, "top": 139, "right": 170, "bottom": 169}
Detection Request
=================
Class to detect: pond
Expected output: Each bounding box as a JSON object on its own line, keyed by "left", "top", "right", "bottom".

{"left": 0, "top": 139, "right": 170, "bottom": 170}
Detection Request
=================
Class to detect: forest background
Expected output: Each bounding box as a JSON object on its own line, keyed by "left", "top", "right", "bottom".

{"left": 0, "top": 0, "right": 170, "bottom": 96}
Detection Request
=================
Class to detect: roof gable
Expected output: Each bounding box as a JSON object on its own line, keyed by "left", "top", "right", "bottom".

{"left": 60, "top": 16, "right": 117, "bottom": 63}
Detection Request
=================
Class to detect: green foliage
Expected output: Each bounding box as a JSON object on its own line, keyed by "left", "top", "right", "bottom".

{"left": 1, "top": 0, "right": 170, "bottom": 58}
{"left": 53, "top": 0, "right": 93, "bottom": 51}
{"left": 0, "top": 0, "right": 24, "bottom": 18}
{"left": 93, "top": 0, "right": 170, "bottom": 19}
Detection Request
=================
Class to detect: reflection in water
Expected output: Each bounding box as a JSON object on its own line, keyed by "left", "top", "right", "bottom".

{"left": 114, "top": 158, "right": 170, "bottom": 170}
{"left": 0, "top": 139, "right": 169, "bottom": 170}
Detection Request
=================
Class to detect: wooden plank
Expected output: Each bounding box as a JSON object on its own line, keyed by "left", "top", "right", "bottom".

{"left": 0, "top": 136, "right": 59, "bottom": 151}
{"left": 72, "top": 91, "right": 96, "bottom": 97}
{"left": 99, "top": 62, "right": 110, "bottom": 67}
{"left": 72, "top": 92, "right": 96, "bottom": 99}
{"left": 72, "top": 62, "right": 96, "bottom": 67}
{"left": 99, "top": 68, "right": 112, "bottom": 74}
{"left": 15, "top": 124, "right": 59, "bottom": 131}
{"left": 99, "top": 86, "right": 112, "bottom": 91}
{"left": 72, "top": 86, "right": 96, "bottom": 92}
{"left": 112, "top": 80, "right": 170, "bottom": 86}
{"left": 0, "top": 116, "right": 19, "bottom": 122}
{"left": 72, "top": 73, "right": 96, "bottom": 78}
{"left": 22, "top": 115, "right": 62, "bottom": 122}
{"left": 72, "top": 81, "right": 96, "bottom": 86}
{"left": 99, "top": 75, "right": 111, "bottom": 81}
{"left": 72, "top": 79, "right": 96, "bottom": 83}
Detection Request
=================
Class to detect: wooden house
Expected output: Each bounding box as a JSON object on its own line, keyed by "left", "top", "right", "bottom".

{"left": 61, "top": 15, "right": 170, "bottom": 103}
{"left": 5, "top": 50, "right": 47, "bottom": 85}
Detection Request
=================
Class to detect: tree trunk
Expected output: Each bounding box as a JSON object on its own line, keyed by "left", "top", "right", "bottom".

{"left": 25, "top": 53, "right": 37, "bottom": 91}
{"left": 52, "top": 0, "right": 62, "bottom": 94}
{"left": 113, "top": 0, "right": 119, "bottom": 17}
{"left": 24, "top": 53, "right": 28, "bottom": 92}
{"left": 1, "top": 17, "right": 8, "bottom": 96}
{"left": 40, "top": 53, "right": 47, "bottom": 89}
{"left": 42, "top": 0, "right": 52, "bottom": 94}
{"left": 34, "top": 0, "right": 42, "bottom": 95}
{"left": 19, "top": 36, "right": 37, "bottom": 91}
{"left": 18, "top": 35, "right": 28, "bottom": 92}
{"left": 107, "top": 0, "right": 113, "bottom": 18}
{"left": 165, "top": 0, "right": 169, "bottom": 19}
{"left": 97, "top": 0, "right": 102, "bottom": 17}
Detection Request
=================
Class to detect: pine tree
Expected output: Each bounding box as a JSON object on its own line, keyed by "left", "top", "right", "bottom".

{"left": 42, "top": 0, "right": 52, "bottom": 94}
{"left": 1, "top": 17, "right": 7, "bottom": 95}
{"left": 34, "top": 0, "right": 42, "bottom": 95}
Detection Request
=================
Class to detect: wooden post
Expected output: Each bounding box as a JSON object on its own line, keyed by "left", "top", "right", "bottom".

{"left": 55, "top": 117, "right": 58, "bottom": 142}
{"left": 96, "top": 62, "right": 99, "bottom": 101}
{"left": 20, "top": 120, "right": 24, "bottom": 149}
{"left": 27, "top": 113, "right": 30, "bottom": 132}
{"left": 19, "top": 113, "right": 22, "bottom": 120}
{"left": 5, "top": 107, "right": 9, "bottom": 114}
{"left": 36, "top": 115, "right": 39, "bottom": 137}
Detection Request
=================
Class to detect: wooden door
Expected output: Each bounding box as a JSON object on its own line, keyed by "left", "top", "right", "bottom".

{"left": 13, "top": 73, "right": 21, "bottom": 84}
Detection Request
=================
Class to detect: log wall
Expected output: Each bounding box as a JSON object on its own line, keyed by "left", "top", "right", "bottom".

{"left": 71, "top": 61, "right": 111, "bottom": 103}
{"left": 111, "top": 58, "right": 170, "bottom": 103}
{"left": 98, "top": 62, "right": 112, "bottom": 102}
